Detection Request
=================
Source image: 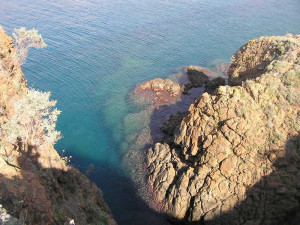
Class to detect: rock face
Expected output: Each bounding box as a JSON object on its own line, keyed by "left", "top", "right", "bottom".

{"left": 0, "top": 204, "right": 23, "bottom": 225}
{"left": 146, "top": 35, "right": 300, "bottom": 224}
{"left": 228, "top": 35, "right": 299, "bottom": 85}
{"left": 0, "top": 27, "right": 116, "bottom": 225}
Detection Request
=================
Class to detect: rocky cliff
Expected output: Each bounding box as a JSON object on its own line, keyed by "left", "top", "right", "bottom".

{"left": 0, "top": 27, "right": 116, "bottom": 225}
{"left": 146, "top": 35, "right": 300, "bottom": 224}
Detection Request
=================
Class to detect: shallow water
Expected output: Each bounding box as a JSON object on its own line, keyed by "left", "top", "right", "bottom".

{"left": 1, "top": 0, "right": 300, "bottom": 224}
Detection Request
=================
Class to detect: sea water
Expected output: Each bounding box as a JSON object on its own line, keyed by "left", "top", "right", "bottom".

{"left": 1, "top": 0, "right": 299, "bottom": 224}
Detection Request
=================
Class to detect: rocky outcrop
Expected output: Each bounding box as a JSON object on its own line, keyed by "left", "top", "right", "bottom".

{"left": 185, "top": 66, "right": 210, "bottom": 87}
{"left": 0, "top": 27, "right": 116, "bottom": 225}
{"left": 161, "top": 111, "right": 189, "bottom": 141}
{"left": 146, "top": 35, "right": 300, "bottom": 224}
{"left": 132, "top": 78, "right": 182, "bottom": 107}
{"left": 228, "top": 34, "right": 300, "bottom": 85}
{"left": 0, "top": 27, "right": 27, "bottom": 117}
{"left": 183, "top": 66, "right": 226, "bottom": 94}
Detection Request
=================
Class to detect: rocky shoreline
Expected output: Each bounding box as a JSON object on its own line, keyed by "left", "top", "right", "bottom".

{"left": 3, "top": 24, "right": 299, "bottom": 225}
{"left": 145, "top": 35, "right": 300, "bottom": 224}
{"left": 121, "top": 59, "right": 227, "bottom": 219}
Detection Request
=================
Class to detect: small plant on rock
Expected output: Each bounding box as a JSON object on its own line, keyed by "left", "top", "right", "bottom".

{"left": 1, "top": 120, "right": 20, "bottom": 144}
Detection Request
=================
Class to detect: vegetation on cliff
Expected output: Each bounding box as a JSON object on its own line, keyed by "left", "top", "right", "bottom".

{"left": 146, "top": 35, "right": 300, "bottom": 224}
{"left": 12, "top": 27, "right": 47, "bottom": 65}
{"left": 0, "top": 27, "right": 116, "bottom": 225}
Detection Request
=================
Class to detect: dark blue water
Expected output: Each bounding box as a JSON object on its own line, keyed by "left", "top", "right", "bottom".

{"left": 1, "top": 0, "right": 300, "bottom": 224}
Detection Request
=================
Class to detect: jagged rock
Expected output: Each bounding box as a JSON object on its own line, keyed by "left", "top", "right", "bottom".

{"left": 186, "top": 68, "right": 209, "bottom": 87}
{"left": 161, "top": 111, "right": 189, "bottom": 142}
{"left": 182, "top": 66, "right": 212, "bottom": 94}
{"left": 228, "top": 35, "right": 300, "bottom": 85}
{"left": 146, "top": 35, "right": 300, "bottom": 224}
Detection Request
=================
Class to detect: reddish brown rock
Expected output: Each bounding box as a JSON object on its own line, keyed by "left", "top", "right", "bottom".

{"left": 220, "top": 156, "right": 238, "bottom": 178}
{"left": 146, "top": 35, "right": 300, "bottom": 225}
{"left": 132, "top": 78, "right": 182, "bottom": 107}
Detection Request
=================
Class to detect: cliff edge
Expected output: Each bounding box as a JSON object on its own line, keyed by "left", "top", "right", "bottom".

{"left": 146, "top": 35, "right": 300, "bottom": 224}
{"left": 0, "top": 27, "right": 116, "bottom": 225}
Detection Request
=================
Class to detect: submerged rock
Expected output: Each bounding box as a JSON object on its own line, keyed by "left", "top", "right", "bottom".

{"left": 146, "top": 35, "right": 300, "bottom": 224}
{"left": 132, "top": 78, "right": 182, "bottom": 107}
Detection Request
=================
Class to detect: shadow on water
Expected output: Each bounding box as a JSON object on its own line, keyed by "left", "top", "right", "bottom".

{"left": 69, "top": 148, "right": 173, "bottom": 225}
{"left": 0, "top": 114, "right": 298, "bottom": 225}
{"left": 0, "top": 142, "right": 173, "bottom": 225}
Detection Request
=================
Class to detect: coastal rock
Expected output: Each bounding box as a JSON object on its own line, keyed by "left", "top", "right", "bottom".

{"left": 132, "top": 78, "right": 182, "bottom": 107}
{"left": 205, "top": 76, "right": 226, "bottom": 94}
{"left": 146, "top": 35, "right": 300, "bottom": 224}
{"left": 0, "top": 204, "right": 23, "bottom": 225}
{"left": 228, "top": 34, "right": 300, "bottom": 85}
{"left": 0, "top": 27, "right": 116, "bottom": 225}
{"left": 182, "top": 66, "right": 213, "bottom": 94}
{"left": 161, "top": 111, "right": 189, "bottom": 142}
{"left": 186, "top": 66, "right": 209, "bottom": 87}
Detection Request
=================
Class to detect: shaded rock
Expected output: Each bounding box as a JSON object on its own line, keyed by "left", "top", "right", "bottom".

{"left": 186, "top": 70, "right": 209, "bottom": 87}
{"left": 205, "top": 76, "right": 226, "bottom": 94}
{"left": 185, "top": 66, "right": 210, "bottom": 88}
{"left": 228, "top": 35, "right": 300, "bottom": 85}
{"left": 161, "top": 111, "right": 189, "bottom": 142}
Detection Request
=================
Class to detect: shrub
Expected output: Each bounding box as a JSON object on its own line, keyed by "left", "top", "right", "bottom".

{"left": 1, "top": 120, "right": 20, "bottom": 144}
{"left": 12, "top": 27, "right": 47, "bottom": 65}
{"left": 14, "top": 88, "right": 61, "bottom": 146}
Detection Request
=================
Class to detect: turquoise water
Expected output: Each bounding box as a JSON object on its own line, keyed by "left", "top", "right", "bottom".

{"left": 1, "top": 0, "right": 300, "bottom": 224}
